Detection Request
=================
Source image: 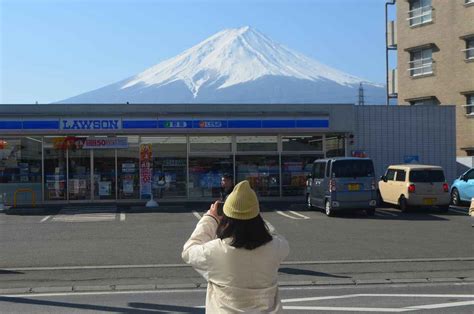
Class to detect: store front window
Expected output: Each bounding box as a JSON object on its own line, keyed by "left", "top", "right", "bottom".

{"left": 281, "top": 155, "right": 322, "bottom": 196}
{"left": 67, "top": 138, "right": 90, "bottom": 201}
{"left": 44, "top": 137, "right": 67, "bottom": 201}
{"left": 282, "top": 135, "right": 323, "bottom": 151}
{"left": 236, "top": 136, "right": 277, "bottom": 151}
{"left": 236, "top": 155, "right": 279, "bottom": 197}
{"left": 0, "top": 137, "right": 42, "bottom": 205}
{"left": 118, "top": 136, "right": 139, "bottom": 200}
{"left": 325, "top": 134, "right": 346, "bottom": 157}
{"left": 142, "top": 136, "right": 187, "bottom": 198}
{"left": 190, "top": 136, "right": 232, "bottom": 153}
{"left": 93, "top": 149, "right": 116, "bottom": 200}
{"left": 189, "top": 156, "right": 233, "bottom": 198}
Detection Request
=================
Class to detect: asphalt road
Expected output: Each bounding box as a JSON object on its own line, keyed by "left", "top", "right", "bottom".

{"left": 1, "top": 282, "right": 473, "bottom": 313}
{"left": 0, "top": 202, "right": 472, "bottom": 293}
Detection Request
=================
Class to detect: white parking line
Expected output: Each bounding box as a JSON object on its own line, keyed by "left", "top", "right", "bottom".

{"left": 276, "top": 211, "right": 301, "bottom": 219}
{"left": 283, "top": 305, "right": 407, "bottom": 312}
{"left": 288, "top": 210, "right": 310, "bottom": 219}
{"left": 192, "top": 211, "right": 202, "bottom": 220}
{"left": 378, "top": 209, "right": 398, "bottom": 217}
{"left": 40, "top": 216, "right": 51, "bottom": 223}
{"left": 120, "top": 212, "right": 126, "bottom": 221}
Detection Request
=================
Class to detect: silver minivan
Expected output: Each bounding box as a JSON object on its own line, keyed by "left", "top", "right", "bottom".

{"left": 306, "top": 157, "right": 377, "bottom": 216}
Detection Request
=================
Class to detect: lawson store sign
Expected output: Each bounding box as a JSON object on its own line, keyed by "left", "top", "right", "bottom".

{"left": 61, "top": 118, "right": 121, "bottom": 130}
{"left": 0, "top": 117, "right": 329, "bottom": 131}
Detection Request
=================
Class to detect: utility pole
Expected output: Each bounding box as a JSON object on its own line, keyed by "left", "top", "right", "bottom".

{"left": 358, "top": 82, "right": 365, "bottom": 106}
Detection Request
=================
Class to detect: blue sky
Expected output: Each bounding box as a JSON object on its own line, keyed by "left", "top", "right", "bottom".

{"left": 0, "top": 0, "right": 396, "bottom": 104}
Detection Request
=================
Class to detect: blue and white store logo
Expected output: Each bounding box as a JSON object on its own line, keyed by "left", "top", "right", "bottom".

{"left": 61, "top": 118, "right": 121, "bottom": 130}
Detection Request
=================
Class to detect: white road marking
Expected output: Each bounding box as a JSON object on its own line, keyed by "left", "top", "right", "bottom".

{"left": 120, "top": 212, "right": 126, "bottom": 221}
{"left": 283, "top": 294, "right": 360, "bottom": 303}
{"left": 192, "top": 211, "right": 202, "bottom": 220}
{"left": 276, "top": 210, "right": 300, "bottom": 219}
{"left": 40, "top": 216, "right": 51, "bottom": 223}
{"left": 282, "top": 305, "right": 408, "bottom": 312}
{"left": 407, "top": 300, "right": 474, "bottom": 309}
{"left": 289, "top": 210, "right": 310, "bottom": 219}
{"left": 52, "top": 213, "right": 116, "bottom": 223}
{"left": 5, "top": 257, "right": 474, "bottom": 272}
{"left": 378, "top": 209, "right": 398, "bottom": 217}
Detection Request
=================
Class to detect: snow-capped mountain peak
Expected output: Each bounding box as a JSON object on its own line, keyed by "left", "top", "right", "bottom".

{"left": 121, "top": 26, "right": 376, "bottom": 97}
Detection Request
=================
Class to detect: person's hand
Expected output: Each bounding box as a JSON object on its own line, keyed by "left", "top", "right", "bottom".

{"left": 207, "top": 200, "right": 222, "bottom": 222}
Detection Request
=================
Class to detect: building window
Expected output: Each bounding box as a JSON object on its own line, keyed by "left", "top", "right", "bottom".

{"left": 464, "top": 38, "right": 474, "bottom": 60}
{"left": 466, "top": 94, "right": 474, "bottom": 115}
{"left": 408, "top": 0, "right": 432, "bottom": 27}
{"left": 409, "top": 97, "right": 439, "bottom": 106}
{"left": 409, "top": 48, "right": 433, "bottom": 76}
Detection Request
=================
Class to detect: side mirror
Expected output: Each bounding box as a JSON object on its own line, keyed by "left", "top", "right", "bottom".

{"left": 461, "top": 175, "right": 468, "bottom": 182}
{"left": 380, "top": 176, "right": 387, "bottom": 183}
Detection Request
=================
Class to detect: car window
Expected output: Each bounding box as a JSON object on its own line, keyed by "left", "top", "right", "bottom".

{"left": 465, "top": 169, "right": 474, "bottom": 180}
{"left": 409, "top": 170, "right": 445, "bottom": 183}
{"left": 395, "top": 170, "right": 406, "bottom": 182}
{"left": 386, "top": 169, "right": 396, "bottom": 181}
{"left": 313, "top": 162, "right": 325, "bottom": 179}
{"left": 332, "top": 160, "right": 374, "bottom": 178}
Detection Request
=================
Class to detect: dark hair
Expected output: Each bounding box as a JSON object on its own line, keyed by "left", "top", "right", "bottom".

{"left": 216, "top": 215, "right": 273, "bottom": 250}
{"left": 222, "top": 173, "right": 233, "bottom": 180}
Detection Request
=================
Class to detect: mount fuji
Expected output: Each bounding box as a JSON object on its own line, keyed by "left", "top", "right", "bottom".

{"left": 58, "top": 26, "right": 385, "bottom": 104}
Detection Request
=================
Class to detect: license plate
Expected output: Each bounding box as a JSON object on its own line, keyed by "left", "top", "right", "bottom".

{"left": 348, "top": 184, "right": 360, "bottom": 191}
{"left": 423, "top": 198, "right": 436, "bottom": 205}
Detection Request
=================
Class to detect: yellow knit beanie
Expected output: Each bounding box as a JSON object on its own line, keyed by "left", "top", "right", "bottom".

{"left": 223, "top": 180, "right": 260, "bottom": 220}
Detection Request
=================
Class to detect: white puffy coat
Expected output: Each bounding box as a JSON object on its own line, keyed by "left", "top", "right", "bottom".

{"left": 182, "top": 215, "right": 289, "bottom": 313}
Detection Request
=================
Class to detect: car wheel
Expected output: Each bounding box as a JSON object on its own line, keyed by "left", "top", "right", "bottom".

{"left": 451, "top": 188, "right": 460, "bottom": 206}
{"left": 306, "top": 194, "right": 313, "bottom": 209}
{"left": 325, "top": 199, "right": 334, "bottom": 217}
{"left": 399, "top": 196, "right": 409, "bottom": 212}
{"left": 366, "top": 208, "right": 375, "bottom": 216}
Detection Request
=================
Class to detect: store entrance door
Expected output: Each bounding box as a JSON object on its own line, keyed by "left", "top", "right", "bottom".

{"left": 92, "top": 149, "right": 116, "bottom": 200}
{"left": 68, "top": 149, "right": 92, "bottom": 201}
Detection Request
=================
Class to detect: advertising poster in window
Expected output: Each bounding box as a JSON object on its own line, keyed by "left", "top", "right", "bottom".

{"left": 140, "top": 144, "right": 152, "bottom": 197}
{"left": 99, "top": 181, "right": 111, "bottom": 196}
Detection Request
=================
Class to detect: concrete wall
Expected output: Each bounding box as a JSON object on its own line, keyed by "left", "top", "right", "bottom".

{"left": 353, "top": 105, "right": 457, "bottom": 183}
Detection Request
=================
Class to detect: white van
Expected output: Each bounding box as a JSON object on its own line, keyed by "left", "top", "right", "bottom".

{"left": 378, "top": 164, "right": 450, "bottom": 212}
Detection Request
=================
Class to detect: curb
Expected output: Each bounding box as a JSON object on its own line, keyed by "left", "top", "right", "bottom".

{"left": 1, "top": 277, "right": 473, "bottom": 295}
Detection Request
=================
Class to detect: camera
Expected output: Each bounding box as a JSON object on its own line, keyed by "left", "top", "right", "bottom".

{"left": 216, "top": 201, "right": 224, "bottom": 216}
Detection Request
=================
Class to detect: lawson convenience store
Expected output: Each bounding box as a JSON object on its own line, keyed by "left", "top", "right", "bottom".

{"left": 0, "top": 103, "right": 456, "bottom": 205}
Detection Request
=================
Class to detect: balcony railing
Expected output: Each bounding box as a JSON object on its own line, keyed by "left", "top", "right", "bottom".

{"left": 407, "top": 6, "right": 432, "bottom": 27}
{"left": 408, "top": 58, "right": 434, "bottom": 77}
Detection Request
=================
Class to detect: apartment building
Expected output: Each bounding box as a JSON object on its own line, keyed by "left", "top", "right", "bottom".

{"left": 387, "top": 0, "right": 474, "bottom": 158}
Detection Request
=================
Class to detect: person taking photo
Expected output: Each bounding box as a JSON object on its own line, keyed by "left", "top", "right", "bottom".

{"left": 182, "top": 180, "right": 289, "bottom": 313}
